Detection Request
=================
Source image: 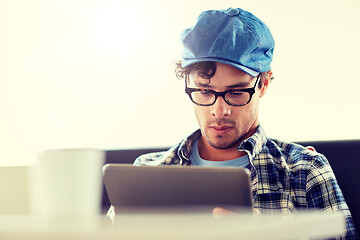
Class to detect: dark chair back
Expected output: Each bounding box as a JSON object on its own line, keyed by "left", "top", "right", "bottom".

{"left": 295, "top": 139, "right": 360, "bottom": 233}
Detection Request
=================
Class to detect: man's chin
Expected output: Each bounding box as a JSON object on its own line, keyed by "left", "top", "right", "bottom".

{"left": 207, "top": 137, "right": 239, "bottom": 150}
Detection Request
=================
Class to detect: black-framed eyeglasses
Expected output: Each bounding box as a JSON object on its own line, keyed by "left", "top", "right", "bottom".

{"left": 185, "top": 75, "right": 260, "bottom": 106}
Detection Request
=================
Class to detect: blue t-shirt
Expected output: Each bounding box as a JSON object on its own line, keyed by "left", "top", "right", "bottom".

{"left": 190, "top": 140, "right": 249, "bottom": 167}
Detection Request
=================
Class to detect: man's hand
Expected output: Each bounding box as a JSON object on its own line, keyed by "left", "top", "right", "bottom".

{"left": 212, "top": 207, "right": 260, "bottom": 218}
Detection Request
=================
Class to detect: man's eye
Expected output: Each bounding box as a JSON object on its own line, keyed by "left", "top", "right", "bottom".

{"left": 228, "top": 91, "right": 244, "bottom": 97}
{"left": 200, "top": 90, "right": 212, "bottom": 95}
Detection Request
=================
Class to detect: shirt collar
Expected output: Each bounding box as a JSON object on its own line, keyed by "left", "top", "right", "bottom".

{"left": 177, "top": 130, "right": 201, "bottom": 165}
{"left": 237, "top": 125, "right": 268, "bottom": 160}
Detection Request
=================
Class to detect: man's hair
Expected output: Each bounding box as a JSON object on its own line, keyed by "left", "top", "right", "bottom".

{"left": 175, "top": 60, "right": 216, "bottom": 80}
{"left": 175, "top": 60, "right": 273, "bottom": 87}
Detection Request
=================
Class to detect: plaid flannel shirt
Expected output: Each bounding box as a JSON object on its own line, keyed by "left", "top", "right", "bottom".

{"left": 134, "top": 126, "right": 358, "bottom": 239}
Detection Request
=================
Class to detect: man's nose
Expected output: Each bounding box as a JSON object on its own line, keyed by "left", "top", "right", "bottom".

{"left": 210, "top": 96, "right": 231, "bottom": 118}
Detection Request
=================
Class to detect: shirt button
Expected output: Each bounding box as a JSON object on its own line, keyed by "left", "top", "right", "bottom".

{"left": 226, "top": 8, "right": 240, "bottom": 16}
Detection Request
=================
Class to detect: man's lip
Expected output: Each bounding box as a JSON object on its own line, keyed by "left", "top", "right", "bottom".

{"left": 209, "top": 125, "right": 233, "bottom": 130}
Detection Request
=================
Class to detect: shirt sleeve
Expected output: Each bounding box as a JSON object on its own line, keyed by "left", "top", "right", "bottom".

{"left": 132, "top": 151, "right": 169, "bottom": 166}
{"left": 306, "top": 155, "right": 358, "bottom": 240}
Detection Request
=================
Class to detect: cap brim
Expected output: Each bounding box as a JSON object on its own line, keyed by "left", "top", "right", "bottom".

{"left": 181, "top": 58, "right": 260, "bottom": 77}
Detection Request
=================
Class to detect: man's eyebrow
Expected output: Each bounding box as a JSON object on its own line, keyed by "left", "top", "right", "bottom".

{"left": 226, "top": 82, "right": 251, "bottom": 88}
{"left": 194, "top": 81, "right": 211, "bottom": 88}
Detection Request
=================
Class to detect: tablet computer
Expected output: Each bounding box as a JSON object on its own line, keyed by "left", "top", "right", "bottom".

{"left": 103, "top": 164, "right": 253, "bottom": 213}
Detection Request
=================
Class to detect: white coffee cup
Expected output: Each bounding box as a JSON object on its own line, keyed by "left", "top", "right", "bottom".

{"left": 32, "top": 148, "right": 105, "bottom": 223}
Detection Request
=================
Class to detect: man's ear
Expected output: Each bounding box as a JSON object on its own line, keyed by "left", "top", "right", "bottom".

{"left": 268, "top": 70, "right": 273, "bottom": 80}
{"left": 259, "top": 70, "right": 272, "bottom": 98}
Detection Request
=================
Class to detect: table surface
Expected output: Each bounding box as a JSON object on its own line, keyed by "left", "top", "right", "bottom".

{"left": 0, "top": 211, "right": 346, "bottom": 240}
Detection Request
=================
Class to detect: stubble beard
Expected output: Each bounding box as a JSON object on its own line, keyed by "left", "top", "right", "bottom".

{"left": 204, "top": 130, "right": 244, "bottom": 150}
{"left": 202, "top": 118, "right": 245, "bottom": 150}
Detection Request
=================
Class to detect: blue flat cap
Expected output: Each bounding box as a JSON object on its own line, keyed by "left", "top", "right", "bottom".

{"left": 180, "top": 8, "right": 275, "bottom": 76}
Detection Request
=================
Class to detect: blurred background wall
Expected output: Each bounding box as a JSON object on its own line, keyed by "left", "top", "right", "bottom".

{"left": 1, "top": 0, "right": 359, "bottom": 166}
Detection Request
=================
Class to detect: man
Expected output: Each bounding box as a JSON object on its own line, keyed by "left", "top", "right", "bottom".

{"left": 131, "top": 7, "right": 357, "bottom": 239}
